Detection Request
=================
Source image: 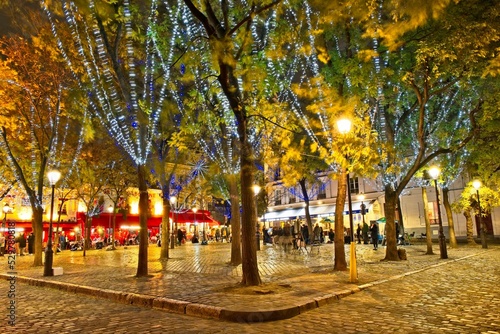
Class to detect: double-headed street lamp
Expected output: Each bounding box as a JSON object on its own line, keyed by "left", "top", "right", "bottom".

{"left": 337, "top": 118, "right": 357, "bottom": 283}
{"left": 44, "top": 170, "right": 61, "bottom": 276}
{"left": 428, "top": 167, "right": 448, "bottom": 259}
{"left": 472, "top": 180, "right": 487, "bottom": 249}
{"left": 252, "top": 184, "right": 261, "bottom": 251}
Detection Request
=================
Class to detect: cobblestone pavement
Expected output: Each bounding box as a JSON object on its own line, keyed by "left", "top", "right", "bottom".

{"left": 1, "top": 242, "right": 499, "bottom": 333}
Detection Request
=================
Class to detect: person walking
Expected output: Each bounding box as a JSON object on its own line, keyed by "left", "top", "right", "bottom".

{"left": 370, "top": 222, "right": 379, "bottom": 250}
{"left": 18, "top": 233, "right": 27, "bottom": 256}
{"left": 177, "top": 228, "right": 184, "bottom": 245}
{"left": 28, "top": 232, "right": 35, "bottom": 255}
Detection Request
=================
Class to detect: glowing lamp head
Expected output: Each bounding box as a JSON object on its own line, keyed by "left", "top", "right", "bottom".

{"left": 428, "top": 166, "right": 440, "bottom": 180}
{"left": 170, "top": 196, "right": 177, "bottom": 205}
{"left": 337, "top": 119, "right": 352, "bottom": 135}
{"left": 3, "top": 203, "right": 11, "bottom": 214}
{"left": 252, "top": 185, "right": 261, "bottom": 196}
{"left": 47, "top": 170, "right": 61, "bottom": 186}
{"left": 472, "top": 180, "right": 481, "bottom": 191}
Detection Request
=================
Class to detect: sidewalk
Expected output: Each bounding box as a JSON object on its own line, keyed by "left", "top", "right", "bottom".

{"left": 1, "top": 242, "right": 495, "bottom": 322}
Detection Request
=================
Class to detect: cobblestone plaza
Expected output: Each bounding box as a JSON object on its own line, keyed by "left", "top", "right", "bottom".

{"left": 1, "top": 242, "right": 499, "bottom": 333}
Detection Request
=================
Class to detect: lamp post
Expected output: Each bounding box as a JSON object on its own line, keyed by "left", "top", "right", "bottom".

{"left": 3, "top": 203, "right": 12, "bottom": 229}
{"left": 472, "top": 180, "right": 487, "bottom": 249}
{"left": 192, "top": 207, "right": 198, "bottom": 239}
{"left": 44, "top": 170, "right": 61, "bottom": 276}
{"left": 170, "top": 196, "right": 177, "bottom": 249}
{"left": 428, "top": 167, "right": 448, "bottom": 259}
{"left": 358, "top": 194, "right": 366, "bottom": 244}
{"left": 107, "top": 205, "right": 113, "bottom": 246}
{"left": 337, "top": 118, "right": 357, "bottom": 282}
{"left": 252, "top": 184, "right": 261, "bottom": 251}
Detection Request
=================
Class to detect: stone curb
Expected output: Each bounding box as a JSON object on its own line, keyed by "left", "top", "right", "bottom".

{"left": 1, "top": 249, "right": 492, "bottom": 323}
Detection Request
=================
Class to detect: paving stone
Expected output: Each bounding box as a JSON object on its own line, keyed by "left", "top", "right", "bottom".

{"left": 0, "top": 243, "right": 498, "bottom": 332}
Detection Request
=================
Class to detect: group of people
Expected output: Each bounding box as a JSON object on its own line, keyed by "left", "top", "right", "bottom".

{"left": 0, "top": 232, "right": 35, "bottom": 256}
{"left": 261, "top": 220, "right": 381, "bottom": 251}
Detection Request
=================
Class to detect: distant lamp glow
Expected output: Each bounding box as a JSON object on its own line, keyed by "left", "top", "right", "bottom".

{"left": 337, "top": 119, "right": 352, "bottom": 135}
{"left": 472, "top": 180, "right": 481, "bottom": 190}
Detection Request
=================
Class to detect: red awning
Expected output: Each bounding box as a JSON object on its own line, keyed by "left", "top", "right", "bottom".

{"left": 76, "top": 209, "right": 221, "bottom": 229}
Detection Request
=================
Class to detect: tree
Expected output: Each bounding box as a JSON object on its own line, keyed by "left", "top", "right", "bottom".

{"left": 181, "top": 0, "right": 293, "bottom": 285}
{"left": 0, "top": 25, "right": 85, "bottom": 266}
{"left": 67, "top": 139, "right": 110, "bottom": 254}
{"left": 364, "top": 0, "right": 499, "bottom": 261}
{"left": 102, "top": 148, "right": 137, "bottom": 250}
{"left": 452, "top": 182, "right": 500, "bottom": 245}
{"left": 42, "top": 0, "right": 190, "bottom": 276}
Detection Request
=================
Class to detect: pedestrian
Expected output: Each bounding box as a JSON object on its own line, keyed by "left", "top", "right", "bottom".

{"left": 328, "top": 229, "right": 334, "bottom": 243}
{"left": 362, "top": 222, "right": 369, "bottom": 244}
{"left": 18, "top": 233, "right": 27, "bottom": 256}
{"left": 177, "top": 228, "right": 184, "bottom": 245}
{"left": 356, "top": 224, "right": 362, "bottom": 244}
{"left": 313, "top": 223, "right": 320, "bottom": 243}
{"left": 370, "top": 222, "right": 379, "bottom": 250}
{"left": 301, "top": 224, "right": 309, "bottom": 244}
{"left": 0, "top": 233, "right": 5, "bottom": 256}
{"left": 28, "top": 232, "right": 35, "bottom": 255}
{"left": 59, "top": 233, "right": 66, "bottom": 251}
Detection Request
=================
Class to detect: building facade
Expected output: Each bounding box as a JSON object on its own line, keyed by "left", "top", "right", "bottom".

{"left": 263, "top": 171, "right": 499, "bottom": 241}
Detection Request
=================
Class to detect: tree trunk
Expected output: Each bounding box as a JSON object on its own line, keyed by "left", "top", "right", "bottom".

{"left": 442, "top": 187, "right": 457, "bottom": 248}
{"left": 84, "top": 216, "right": 92, "bottom": 255}
{"left": 422, "top": 187, "right": 434, "bottom": 255}
{"left": 136, "top": 164, "right": 149, "bottom": 277}
{"left": 229, "top": 173, "right": 242, "bottom": 266}
{"left": 334, "top": 169, "right": 347, "bottom": 271}
{"left": 160, "top": 197, "right": 170, "bottom": 259}
{"left": 239, "top": 138, "right": 261, "bottom": 285}
{"left": 32, "top": 207, "right": 44, "bottom": 266}
{"left": 383, "top": 186, "right": 400, "bottom": 261}
{"left": 463, "top": 210, "right": 475, "bottom": 245}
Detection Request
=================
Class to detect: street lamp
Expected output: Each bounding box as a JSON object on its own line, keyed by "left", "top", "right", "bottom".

{"left": 192, "top": 207, "right": 198, "bottom": 240}
{"left": 107, "top": 205, "right": 113, "bottom": 246}
{"left": 44, "top": 170, "right": 61, "bottom": 276}
{"left": 358, "top": 194, "right": 366, "bottom": 244}
{"left": 3, "top": 203, "right": 12, "bottom": 229}
{"left": 252, "top": 184, "right": 261, "bottom": 251}
{"left": 170, "top": 196, "right": 177, "bottom": 249}
{"left": 337, "top": 118, "right": 357, "bottom": 283}
{"left": 472, "top": 180, "right": 487, "bottom": 249}
{"left": 428, "top": 166, "right": 448, "bottom": 259}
